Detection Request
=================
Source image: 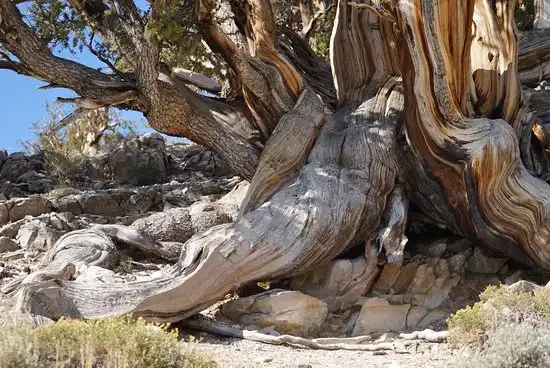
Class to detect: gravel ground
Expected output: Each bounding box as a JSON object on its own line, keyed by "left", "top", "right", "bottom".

{"left": 182, "top": 334, "right": 463, "bottom": 368}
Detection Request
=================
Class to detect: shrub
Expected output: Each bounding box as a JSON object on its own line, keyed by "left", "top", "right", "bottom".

{"left": 448, "top": 283, "right": 550, "bottom": 346}
{"left": 0, "top": 317, "right": 216, "bottom": 368}
{"left": 457, "top": 324, "right": 550, "bottom": 368}
{"left": 21, "top": 103, "right": 141, "bottom": 183}
{"left": 450, "top": 283, "right": 550, "bottom": 367}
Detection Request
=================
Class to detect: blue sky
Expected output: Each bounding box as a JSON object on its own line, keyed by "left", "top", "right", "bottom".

{"left": 0, "top": 48, "right": 157, "bottom": 153}
{"left": 0, "top": 0, "right": 163, "bottom": 153}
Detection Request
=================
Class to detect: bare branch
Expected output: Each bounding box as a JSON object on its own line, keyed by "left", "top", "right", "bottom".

{"left": 301, "top": 3, "right": 334, "bottom": 38}
{"left": 56, "top": 90, "right": 138, "bottom": 109}
{"left": 172, "top": 68, "right": 222, "bottom": 93}
{"left": 0, "top": 0, "right": 138, "bottom": 102}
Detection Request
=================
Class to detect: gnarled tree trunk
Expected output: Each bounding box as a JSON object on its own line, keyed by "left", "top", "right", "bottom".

{"left": 6, "top": 0, "right": 550, "bottom": 323}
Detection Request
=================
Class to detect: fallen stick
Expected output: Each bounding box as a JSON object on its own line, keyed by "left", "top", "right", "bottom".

{"left": 182, "top": 317, "right": 408, "bottom": 352}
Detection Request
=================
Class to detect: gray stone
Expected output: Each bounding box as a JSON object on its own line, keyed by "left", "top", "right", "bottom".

{"left": 16, "top": 219, "right": 63, "bottom": 253}
{"left": 86, "top": 133, "right": 168, "bottom": 185}
{"left": 8, "top": 196, "right": 52, "bottom": 222}
{"left": 189, "top": 202, "right": 233, "bottom": 233}
{"left": 417, "top": 309, "right": 446, "bottom": 329}
{"left": 416, "top": 240, "right": 447, "bottom": 258}
{"left": 79, "top": 194, "right": 122, "bottom": 217}
{"left": 507, "top": 280, "right": 541, "bottom": 294}
{"left": 423, "top": 274, "right": 460, "bottom": 309}
{"left": 131, "top": 207, "right": 194, "bottom": 243}
{"left": 352, "top": 298, "right": 410, "bottom": 336}
{"left": 448, "top": 253, "right": 468, "bottom": 273}
{"left": 0, "top": 237, "right": 19, "bottom": 253}
{"left": 290, "top": 257, "right": 380, "bottom": 312}
{"left": 465, "top": 247, "right": 507, "bottom": 274}
{"left": 407, "top": 264, "right": 436, "bottom": 295}
{"left": 51, "top": 196, "right": 83, "bottom": 215}
{"left": 446, "top": 238, "right": 473, "bottom": 253}
{"left": 0, "top": 202, "right": 8, "bottom": 225}
{"left": 406, "top": 306, "right": 428, "bottom": 328}
{"left": 222, "top": 289, "right": 328, "bottom": 335}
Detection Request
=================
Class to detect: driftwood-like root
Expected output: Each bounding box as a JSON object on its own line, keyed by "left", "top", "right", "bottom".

{"left": 182, "top": 316, "right": 405, "bottom": 352}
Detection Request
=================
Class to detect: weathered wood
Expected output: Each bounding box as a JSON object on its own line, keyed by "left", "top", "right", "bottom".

{"left": 21, "top": 72, "right": 403, "bottom": 322}
{"left": 397, "top": 0, "right": 550, "bottom": 269}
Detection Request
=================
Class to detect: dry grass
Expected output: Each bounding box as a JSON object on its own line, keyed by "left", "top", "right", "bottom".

{"left": 0, "top": 316, "right": 216, "bottom": 368}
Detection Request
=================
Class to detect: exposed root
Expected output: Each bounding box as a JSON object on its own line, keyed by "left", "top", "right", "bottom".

{"left": 182, "top": 316, "right": 408, "bottom": 352}
{"left": 376, "top": 184, "right": 409, "bottom": 263}
{"left": 399, "top": 330, "right": 449, "bottom": 343}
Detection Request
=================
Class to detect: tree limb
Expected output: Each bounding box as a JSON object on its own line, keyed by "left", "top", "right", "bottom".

{"left": 0, "top": 0, "right": 139, "bottom": 103}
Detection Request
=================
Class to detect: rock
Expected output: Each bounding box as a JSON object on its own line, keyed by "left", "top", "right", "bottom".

{"left": 79, "top": 193, "right": 122, "bottom": 217}
{"left": 465, "top": 247, "right": 507, "bottom": 274}
{"left": 416, "top": 240, "right": 447, "bottom": 258}
{"left": 417, "top": 309, "right": 446, "bottom": 329}
{"left": 189, "top": 202, "right": 233, "bottom": 233}
{"left": 448, "top": 253, "right": 468, "bottom": 273}
{"left": 504, "top": 271, "right": 525, "bottom": 285}
{"left": 372, "top": 262, "right": 402, "bottom": 294}
{"left": 16, "top": 219, "right": 62, "bottom": 253}
{"left": 434, "top": 259, "right": 449, "bottom": 277}
{"left": 352, "top": 298, "right": 410, "bottom": 336}
{"left": 446, "top": 238, "right": 473, "bottom": 253}
{"left": 507, "top": 280, "right": 541, "bottom": 294}
{"left": 170, "top": 143, "right": 232, "bottom": 176}
{"left": 0, "top": 152, "right": 43, "bottom": 182}
{"left": 86, "top": 133, "right": 169, "bottom": 185}
{"left": 290, "top": 257, "right": 380, "bottom": 312}
{"left": 406, "top": 306, "right": 428, "bottom": 328}
{"left": 8, "top": 196, "right": 52, "bottom": 222}
{"left": 392, "top": 260, "right": 420, "bottom": 294}
{"left": 423, "top": 274, "right": 460, "bottom": 309}
{"left": 0, "top": 202, "right": 8, "bottom": 225}
{"left": 222, "top": 289, "right": 328, "bottom": 335}
{"left": 131, "top": 208, "right": 194, "bottom": 243}
{"left": 218, "top": 181, "right": 249, "bottom": 207}
{"left": 407, "top": 264, "right": 436, "bottom": 295}
{"left": 15, "top": 171, "right": 54, "bottom": 193}
{"left": 51, "top": 196, "right": 83, "bottom": 215}
{"left": 0, "top": 219, "right": 25, "bottom": 239}
{"left": 0, "top": 237, "right": 19, "bottom": 253}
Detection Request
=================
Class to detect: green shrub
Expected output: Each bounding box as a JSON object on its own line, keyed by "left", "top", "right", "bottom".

{"left": 448, "top": 284, "right": 550, "bottom": 346}
{"left": 457, "top": 324, "right": 550, "bottom": 368}
{"left": 0, "top": 317, "right": 216, "bottom": 368}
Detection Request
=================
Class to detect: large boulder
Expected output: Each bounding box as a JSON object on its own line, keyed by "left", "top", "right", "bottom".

{"left": 131, "top": 208, "right": 194, "bottom": 243}
{"left": 85, "top": 133, "right": 169, "bottom": 185}
{"left": 0, "top": 152, "right": 44, "bottom": 182}
{"left": 7, "top": 196, "right": 52, "bottom": 222}
{"left": 188, "top": 202, "right": 233, "bottom": 233}
{"left": 222, "top": 289, "right": 328, "bottom": 335}
{"left": 0, "top": 237, "right": 19, "bottom": 253}
{"left": 78, "top": 193, "right": 122, "bottom": 217}
{"left": 16, "top": 216, "right": 66, "bottom": 253}
{"left": 352, "top": 298, "right": 410, "bottom": 336}
{"left": 465, "top": 247, "right": 507, "bottom": 274}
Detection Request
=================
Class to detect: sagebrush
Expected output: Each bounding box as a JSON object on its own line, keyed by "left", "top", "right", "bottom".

{"left": 0, "top": 316, "right": 216, "bottom": 368}
{"left": 449, "top": 283, "right": 550, "bottom": 367}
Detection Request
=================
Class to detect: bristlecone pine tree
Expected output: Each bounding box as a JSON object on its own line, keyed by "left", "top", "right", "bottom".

{"left": 2, "top": 0, "right": 550, "bottom": 322}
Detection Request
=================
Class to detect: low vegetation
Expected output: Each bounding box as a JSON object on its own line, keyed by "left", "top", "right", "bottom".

{"left": 22, "top": 103, "right": 139, "bottom": 183}
{"left": 0, "top": 316, "right": 216, "bottom": 368}
{"left": 449, "top": 283, "right": 550, "bottom": 367}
